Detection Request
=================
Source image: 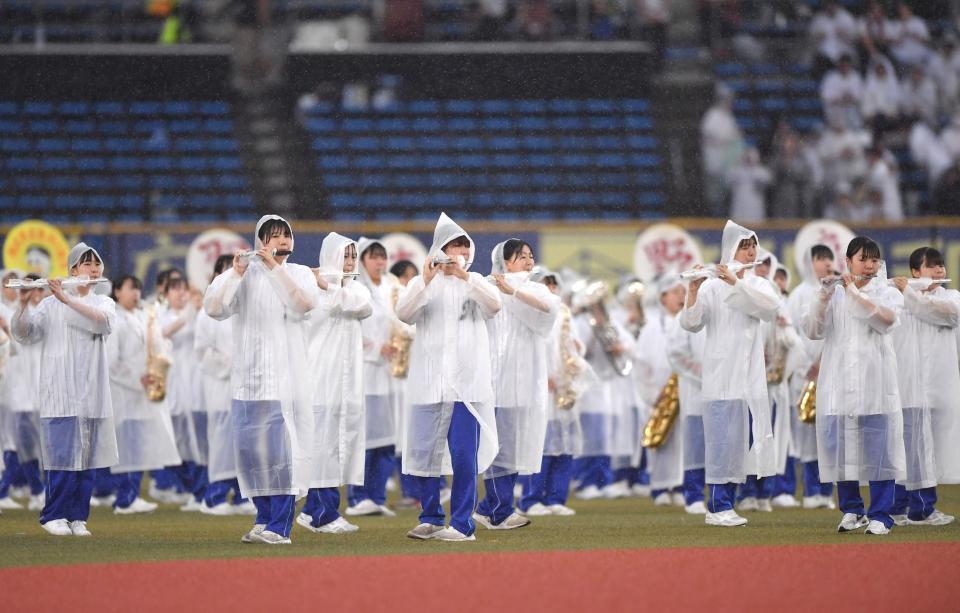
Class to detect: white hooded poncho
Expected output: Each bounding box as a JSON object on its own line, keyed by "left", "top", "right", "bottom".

{"left": 194, "top": 297, "right": 237, "bottom": 482}
{"left": 11, "top": 243, "right": 119, "bottom": 471}
{"left": 307, "top": 232, "right": 372, "bottom": 488}
{"left": 203, "top": 215, "right": 318, "bottom": 498}
{"left": 395, "top": 213, "right": 501, "bottom": 477}
{"left": 679, "top": 221, "right": 779, "bottom": 482}
{"left": 666, "top": 314, "right": 706, "bottom": 471}
{"left": 160, "top": 301, "right": 204, "bottom": 464}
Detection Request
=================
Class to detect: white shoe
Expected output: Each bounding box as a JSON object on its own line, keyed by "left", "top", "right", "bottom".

{"left": 231, "top": 500, "right": 258, "bottom": 516}
{"left": 575, "top": 485, "right": 603, "bottom": 500}
{"left": 299, "top": 515, "right": 359, "bottom": 534}
{"left": 345, "top": 499, "right": 384, "bottom": 516}
{"left": 890, "top": 513, "right": 909, "bottom": 526}
{"left": 27, "top": 494, "right": 45, "bottom": 511}
{"left": 89, "top": 495, "right": 115, "bottom": 508}
{"left": 685, "top": 501, "right": 708, "bottom": 515}
{"left": 198, "top": 501, "right": 233, "bottom": 516}
{"left": 406, "top": 523, "right": 444, "bottom": 540}
{"left": 705, "top": 509, "right": 748, "bottom": 527}
{"left": 41, "top": 518, "right": 73, "bottom": 536}
{"left": 837, "top": 513, "right": 868, "bottom": 533}
{"left": 907, "top": 510, "right": 955, "bottom": 526}
{"left": 10, "top": 486, "right": 30, "bottom": 500}
{"left": 439, "top": 488, "right": 452, "bottom": 505}
{"left": 148, "top": 483, "right": 179, "bottom": 504}
{"left": 524, "top": 503, "right": 552, "bottom": 516}
{"left": 179, "top": 498, "right": 203, "bottom": 512}
{"left": 0, "top": 496, "right": 23, "bottom": 510}
{"left": 385, "top": 477, "right": 397, "bottom": 492}
{"left": 477, "top": 511, "right": 530, "bottom": 530}
{"left": 631, "top": 484, "right": 651, "bottom": 497}
{"left": 771, "top": 494, "right": 799, "bottom": 508}
{"left": 250, "top": 529, "right": 291, "bottom": 545}
{"left": 757, "top": 499, "right": 773, "bottom": 513}
{"left": 114, "top": 497, "right": 158, "bottom": 515}
{"left": 823, "top": 496, "right": 837, "bottom": 510}
{"left": 69, "top": 520, "right": 92, "bottom": 536}
{"left": 241, "top": 523, "right": 266, "bottom": 543}
{"left": 433, "top": 526, "right": 476, "bottom": 541}
{"left": 672, "top": 492, "right": 686, "bottom": 506}
{"left": 653, "top": 492, "right": 672, "bottom": 506}
{"left": 547, "top": 504, "right": 576, "bottom": 516}
{"left": 737, "top": 496, "right": 759, "bottom": 512}
{"left": 802, "top": 496, "right": 825, "bottom": 509}
{"left": 602, "top": 481, "right": 630, "bottom": 499}
{"left": 864, "top": 520, "right": 890, "bottom": 535}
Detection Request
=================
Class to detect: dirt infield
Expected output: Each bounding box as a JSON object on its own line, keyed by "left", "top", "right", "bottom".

{"left": 3, "top": 542, "right": 958, "bottom": 613}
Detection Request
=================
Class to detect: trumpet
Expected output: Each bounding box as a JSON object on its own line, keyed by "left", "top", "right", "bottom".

{"left": 5, "top": 276, "right": 111, "bottom": 290}
{"left": 679, "top": 261, "right": 759, "bottom": 281}
{"left": 237, "top": 248, "right": 293, "bottom": 260}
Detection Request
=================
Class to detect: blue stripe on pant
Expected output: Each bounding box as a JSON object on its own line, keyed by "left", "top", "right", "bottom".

{"left": 837, "top": 480, "right": 895, "bottom": 528}
{"left": 520, "top": 454, "right": 574, "bottom": 510}
{"left": 302, "top": 487, "right": 341, "bottom": 527}
{"left": 414, "top": 402, "right": 479, "bottom": 536}
{"left": 707, "top": 482, "right": 738, "bottom": 513}
{"left": 252, "top": 495, "right": 296, "bottom": 537}
{"left": 40, "top": 469, "right": 95, "bottom": 524}
{"left": 114, "top": 471, "right": 143, "bottom": 509}
{"left": 893, "top": 484, "right": 938, "bottom": 521}
{"left": 476, "top": 472, "right": 518, "bottom": 524}
{"left": 348, "top": 445, "right": 396, "bottom": 507}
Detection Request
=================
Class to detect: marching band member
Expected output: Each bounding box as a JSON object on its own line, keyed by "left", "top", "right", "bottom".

{"left": 12, "top": 243, "right": 119, "bottom": 536}
{"left": 299, "top": 233, "right": 371, "bottom": 534}
{"left": 890, "top": 247, "right": 959, "bottom": 526}
{"left": 396, "top": 213, "right": 501, "bottom": 542}
{"left": 0, "top": 270, "right": 27, "bottom": 510}
{"left": 106, "top": 275, "right": 181, "bottom": 514}
{"left": 680, "top": 221, "right": 780, "bottom": 527}
{"left": 803, "top": 237, "right": 905, "bottom": 535}
{"left": 387, "top": 259, "right": 421, "bottom": 508}
{"left": 785, "top": 245, "right": 837, "bottom": 509}
{"left": 203, "top": 215, "right": 318, "bottom": 545}
{"left": 475, "top": 239, "right": 559, "bottom": 530}
{"left": 346, "top": 237, "right": 400, "bottom": 517}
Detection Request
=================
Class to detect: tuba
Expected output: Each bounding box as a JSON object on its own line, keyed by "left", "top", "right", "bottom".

{"left": 145, "top": 307, "right": 171, "bottom": 402}
{"left": 642, "top": 373, "right": 680, "bottom": 448}
{"left": 388, "top": 277, "right": 412, "bottom": 378}
{"left": 554, "top": 306, "right": 581, "bottom": 410}
{"left": 797, "top": 378, "right": 816, "bottom": 423}
{"left": 580, "top": 281, "right": 633, "bottom": 377}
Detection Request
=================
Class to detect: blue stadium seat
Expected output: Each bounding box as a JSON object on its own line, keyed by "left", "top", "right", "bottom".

{"left": 318, "top": 155, "right": 349, "bottom": 170}
{"left": 143, "top": 157, "right": 175, "bottom": 171}
{"left": 489, "top": 136, "right": 519, "bottom": 150}
{"left": 412, "top": 118, "right": 441, "bottom": 132}
{"left": 104, "top": 138, "right": 137, "bottom": 152}
{"left": 627, "top": 135, "right": 657, "bottom": 150}
{"left": 163, "top": 101, "right": 193, "bottom": 115}
{"left": 198, "top": 101, "right": 229, "bottom": 115}
{"left": 64, "top": 120, "right": 95, "bottom": 134}
{"left": 98, "top": 121, "right": 129, "bottom": 135}
{"left": 377, "top": 118, "right": 409, "bottom": 131}
{"left": 28, "top": 119, "right": 58, "bottom": 133}
{"left": 218, "top": 175, "right": 248, "bottom": 189}
{"left": 385, "top": 136, "right": 415, "bottom": 150}
{"left": 170, "top": 119, "right": 202, "bottom": 133}
{"left": 0, "top": 102, "right": 17, "bottom": 115}
{"left": 481, "top": 100, "right": 512, "bottom": 113}
{"left": 1, "top": 138, "right": 30, "bottom": 152}
{"left": 13, "top": 175, "right": 42, "bottom": 189}
{"left": 149, "top": 175, "right": 180, "bottom": 189}
{"left": 42, "top": 157, "right": 73, "bottom": 170}
{"left": 212, "top": 157, "right": 241, "bottom": 170}
{"left": 82, "top": 176, "right": 112, "bottom": 190}
{"left": 54, "top": 194, "right": 83, "bottom": 208}
{"left": 24, "top": 102, "right": 54, "bottom": 115}
{"left": 552, "top": 116, "right": 583, "bottom": 130}
{"left": 71, "top": 138, "right": 102, "bottom": 152}
{"left": 93, "top": 101, "right": 124, "bottom": 115}
{"left": 622, "top": 99, "right": 650, "bottom": 113}
{"left": 343, "top": 118, "right": 374, "bottom": 132}
{"left": 516, "top": 100, "right": 547, "bottom": 113}
{"left": 8, "top": 157, "right": 39, "bottom": 170}
{"left": 116, "top": 175, "right": 145, "bottom": 189}
{"left": 118, "top": 195, "right": 143, "bottom": 210}
{"left": 518, "top": 116, "right": 549, "bottom": 130}
{"left": 306, "top": 118, "right": 337, "bottom": 132}
{"left": 714, "top": 62, "right": 747, "bottom": 78}
{"left": 46, "top": 175, "right": 80, "bottom": 189}
{"left": 175, "top": 138, "right": 206, "bottom": 152}
{"left": 58, "top": 101, "right": 91, "bottom": 115}
{"left": 387, "top": 155, "right": 420, "bottom": 169}
{"left": 550, "top": 99, "right": 583, "bottom": 113}
{"left": 130, "top": 101, "right": 163, "bottom": 115}
{"left": 522, "top": 135, "right": 554, "bottom": 149}
{"left": 408, "top": 100, "right": 440, "bottom": 114}
{"left": 185, "top": 175, "right": 214, "bottom": 189}
{"left": 452, "top": 136, "right": 482, "bottom": 151}
{"left": 448, "top": 117, "right": 479, "bottom": 131}
{"left": 0, "top": 119, "right": 21, "bottom": 133}
{"left": 312, "top": 137, "right": 343, "bottom": 151}
{"left": 179, "top": 157, "right": 210, "bottom": 171}
{"left": 625, "top": 115, "right": 654, "bottom": 130}
{"left": 349, "top": 136, "right": 381, "bottom": 150}
{"left": 355, "top": 155, "right": 385, "bottom": 169}
{"left": 483, "top": 116, "right": 513, "bottom": 131}
{"left": 110, "top": 157, "right": 140, "bottom": 171}
{"left": 446, "top": 100, "right": 478, "bottom": 113}
{"left": 760, "top": 97, "right": 788, "bottom": 112}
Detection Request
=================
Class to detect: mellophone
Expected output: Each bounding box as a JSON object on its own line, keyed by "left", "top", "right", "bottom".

{"left": 5, "top": 276, "right": 111, "bottom": 290}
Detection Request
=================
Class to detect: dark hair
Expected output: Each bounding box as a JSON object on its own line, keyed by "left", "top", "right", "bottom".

{"left": 909, "top": 246, "right": 944, "bottom": 272}
{"left": 27, "top": 246, "right": 50, "bottom": 257}
{"left": 167, "top": 276, "right": 187, "bottom": 291}
{"left": 361, "top": 242, "right": 387, "bottom": 261}
{"left": 442, "top": 235, "right": 471, "bottom": 250}
{"left": 390, "top": 260, "right": 416, "bottom": 277}
{"left": 502, "top": 238, "right": 531, "bottom": 263}
{"left": 213, "top": 254, "right": 233, "bottom": 276}
{"left": 111, "top": 275, "right": 142, "bottom": 301}
{"left": 155, "top": 268, "right": 182, "bottom": 289}
{"left": 24, "top": 273, "right": 41, "bottom": 281}
{"left": 811, "top": 244, "right": 835, "bottom": 261}
{"left": 846, "top": 236, "right": 882, "bottom": 260}
{"left": 257, "top": 219, "right": 292, "bottom": 244}
{"left": 74, "top": 249, "right": 102, "bottom": 268}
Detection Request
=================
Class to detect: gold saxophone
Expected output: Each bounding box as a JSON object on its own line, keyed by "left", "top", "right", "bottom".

{"left": 388, "top": 279, "right": 412, "bottom": 379}
{"left": 554, "top": 306, "right": 581, "bottom": 411}
{"left": 642, "top": 373, "right": 680, "bottom": 448}
{"left": 797, "top": 378, "right": 816, "bottom": 423}
{"left": 145, "top": 307, "right": 171, "bottom": 402}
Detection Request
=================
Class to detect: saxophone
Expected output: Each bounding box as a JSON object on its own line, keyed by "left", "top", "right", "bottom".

{"left": 642, "top": 373, "right": 680, "bottom": 448}
{"left": 797, "top": 378, "right": 816, "bottom": 423}
{"left": 582, "top": 281, "right": 633, "bottom": 377}
{"left": 554, "top": 306, "right": 581, "bottom": 411}
{"left": 388, "top": 279, "right": 412, "bottom": 378}
{"left": 145, "top": 307, "right": 171, "bottom": 402}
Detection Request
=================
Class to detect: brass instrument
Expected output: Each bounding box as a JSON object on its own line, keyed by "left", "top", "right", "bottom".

{"left": 797, "top": 379, "right": 816, "bottom": 423}
{"left": 582, "top": 281, "right": 633, "bottom": 377}
{"left": 145, "top": 307, "right": 171, "bottom": 402}
{"left": 554, "top": 306, "right": 581, "bottom": 411}
{"left": 766, "top": 329, "right": 788, "bottom": 385}
{"left": 388, "top": 278, "right": 412, "bottom": 378}
{"left": 642, "top": 373, "right": 680, "bottom": 448}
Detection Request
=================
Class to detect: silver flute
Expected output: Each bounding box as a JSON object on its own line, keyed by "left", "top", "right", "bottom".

{"left": 889, "top": 278, "right": 951, "bottom": 289}
{"left": 679, "top": 260, "right": 759, "bottom": 281}
{"left": 237, "top": 248, "right": 293, "bottom": 260}
{"left": 820, "top": 274, "right": 876, "bottom": 287}
{"left": 5, "top": 276, "right": 111, "bottom": 290}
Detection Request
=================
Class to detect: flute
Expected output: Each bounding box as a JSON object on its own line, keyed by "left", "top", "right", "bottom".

{"left": 237, "top": 248, "right": 293, "bottom": 260}
{"left": 820, "top": 274, "right": 876, "bottom": 287}
{"left": 431, "top": 254, "right": 472, "bottom": 269}
{"left": 679, "top": 260, "right": 759, "bottom": 281}
{"left": 890, "top": 278, "right": 951, "bottom": 289}
{"left": 5, "top": 276, "right": 111, "bottom": 290}
{"left": 313, "top": 269, "right": 360, "bottom": 279}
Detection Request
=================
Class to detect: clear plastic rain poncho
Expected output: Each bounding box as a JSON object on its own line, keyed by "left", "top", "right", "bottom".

{"left": 485, "top": 241, "right": 560, "bottom": 477}
{"left": 356, "top": 236, "right": 399, "bottom": 450}
{"left": 194, "top": 303, "right": 237, "bottom": 482}
{"left": 666, "top": 314, "right": 706, "bottom": 471}
{"left": 679, "top": 221, "right": 780, "bottom": 482}
{"left": 6, "top": 298, "right": 43, "bottom": 464}
{"left": 11, "top": 243, "right": 119, "bottom": 471}
{"left": 0, "top": 272, "right": 19, "bottom": 458}
{"left": 802, "top": 261, "right": 905, "bottom": 483}
{"left": 203, "top": 215, "right": 318, "bottom": 498}
{"left": 892, "top": 283, "right": 960, "bottom": 488}
{"left": 396, "top": 213, "right": 501, "bottom": 477}
{"left": 306, "top": 232, "right": 372, "bottom": 488}
{"left": 160, "top": 300, "right": 203, "bottom": 464}
{"left": 107, "top": 305, "right": 181, "bottom": 473}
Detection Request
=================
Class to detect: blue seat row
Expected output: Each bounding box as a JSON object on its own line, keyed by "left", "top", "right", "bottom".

{"left": 321, "top": 170, "right": 657, "bottom": 190}
{"left": 10, "top": 173, "right": 248, "bottom": 191}
{"left": 313, "top": 133, "right": 658, "bottom": 153}
{"left": 316, "top": 152, "right": 660, "bottom": 170}
{"left": 0, "top": 100, "right": 231, "bottom": 116}
{"left": 0, "top": 136, "right": 240, "bottom": 153}
{"left": 307, "top": 98, "right": 652, "bottom": 116}
{"left": 327, "top": 189, "right": 651, "bottom": 210}
{"left": 305, "top": 114, "right": 653, "bottom": 133}
{"left": 4, "top": 156, "right": 242, "bottom": 172}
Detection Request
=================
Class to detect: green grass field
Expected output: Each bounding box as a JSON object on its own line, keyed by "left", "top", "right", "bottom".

{"left": 2, "top": 485, "right": 958, "bottom": 569}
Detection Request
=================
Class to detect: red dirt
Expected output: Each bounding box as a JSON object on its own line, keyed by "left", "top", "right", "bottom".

{"left": 3, "top": 543, "right": 958, "bottom": 613}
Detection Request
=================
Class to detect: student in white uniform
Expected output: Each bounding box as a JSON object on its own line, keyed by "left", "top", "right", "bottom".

{"left": 12, "top": 243, "right": 119, "bottom": 536}
{"left": 803, "top": 236, "right": 905, "bottom": 535}
{"left": 387, "top": 259, "right": 421, "bottom": 508}
{"left": 475, "top": 239, "right": 559, "bottom": 530}
{"left": 106, "top": 274, "right": 181, "bottom": 514}
{"left": 204, "top": 215, "right": 318, "bottom": 545}
{"left": 680, "top": 221, "right": 780, "bottom": 527}
{"left": 299, "top": 233, "right": 371, "bottom": 535}
{"left": 0, "top": 269, "right": 27, "bottom": 510}
{"left": 890, "top": 247, "right": 958, "bottom": 526}
{"left": 396, "top": 213, "right": 501, "bottom": 542}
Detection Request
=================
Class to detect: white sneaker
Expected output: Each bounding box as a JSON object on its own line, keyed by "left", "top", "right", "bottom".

{"left": 864, "top": 520, "right": 890, "bottom": 535}
{"left": 0, "top": 496, "right": 23, "bottom": 510}
{"left": 41, "top": 518, "right": 73, "bottom": 536}
{"left": 90, "top": 495, "right": 115, "bottom": 508}
{"left": 575, "top": 485, "right": 603, "bottom": 500}
{"left": 385, "top": 477, "right": 397, "bottom": 492}
{"left": 492, "top": 512, "right": 531, "bottom": 530}
{"left": 69, "top": 520, "right": 92, "bottom": 536}
{"left": 241, "top": 523, "right": 266, "bottom": 543}
{"left": 198, "top": 501, "right": 233, "bottom": 516}
{"left": 406, "top": 523, "right": 444, "bottom": 540}
{"left": 705, "top": 509, "right": 748, "bottom": 527}
{"left": 299, "top": 515, "right": 359, "bottom": 534}
{"left": 547, "top": 504, "right": 576, "bottom": 516}
{"left": 771, "top": 494, "right": 799, "bottom": 508}
{"left": 631, "top": 484, "right": 651, "bottom": 497}
{"left": 802, "top": 496, "right": 825, "bottom": 509}
{"left": 345, "top": 499, "right": 384, "bottom": 516}
{"left": 685, "top": 501, "right": 708, "bottom": 515}
{"left": 524, "top": 503, "right": 552, "bottom": 516}
{"left": 231, "top": 500, "right": 258, "bottom": 516}
{"left": 737, "top": 497, "right": 759, "bottom": 512}
{"left": 433, "top": 526, "right": 476, "bottom": 541}
{"left": 179, "top": 498, "right": 203, "bottom": 512}
{"left": 653, "top": 492, "right": 672, "bottom": 506}
{"left": 757, "top": 499, "right": 773, "bottom": 513}
{"left": 251, "top": 529, "right": 291, "bottom": 545}
{"left": 439, "top": 488, "right": 452, "bottom": 505}
{"left": 602, "top": 481, "right": 630, "bottom": 499}
{"left": 890, "top": 513, "right": 909, "bottom": 526}
{"left": 837, "top": 513, "right": 868, "bottom": 533}
{"left": 821, "top": 495, "right": 836, "bottom": 510}
{"left": 907, "top": 510, "right": 956, "bottom": 526}
{"left": 27, "top": 494, "right": 45, "bottom": 511}
{"left": 672, "top": 492, "right": 686, "bottom": 506}
{"left": 377, "top": 504, "right": 397, "bottom": 517}
{"left": 114, "top": 497, "right": 158, "bottom": 515}
{"left": 10, "top": 486, "right": 30, "bottom": 500}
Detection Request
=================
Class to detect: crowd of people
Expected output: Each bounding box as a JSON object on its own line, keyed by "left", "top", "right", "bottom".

{"left": 0, "top": 212, "right": 956, "bottom": 542}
